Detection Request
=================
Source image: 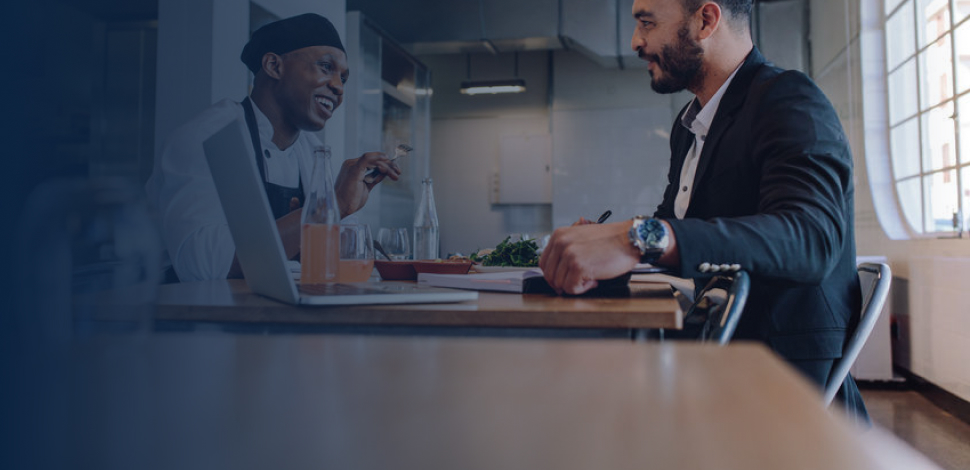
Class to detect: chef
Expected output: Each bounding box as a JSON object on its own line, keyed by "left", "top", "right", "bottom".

{"left": 146, "top": 13, "right": 401, "bottom": 282}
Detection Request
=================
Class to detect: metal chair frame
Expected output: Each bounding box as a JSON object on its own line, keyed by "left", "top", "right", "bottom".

{"left": 823, "top": 262, "right": 892, "bottom": 405}
{"left": 682, "top": 271, "right": 750, "bottom": 345}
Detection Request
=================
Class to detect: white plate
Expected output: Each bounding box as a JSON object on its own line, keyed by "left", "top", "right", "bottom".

{"left": 470, "top": 266, "right": 537, "bottom": 274}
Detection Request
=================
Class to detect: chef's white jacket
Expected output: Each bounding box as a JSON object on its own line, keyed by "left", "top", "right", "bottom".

{"left": 145, "top": 98, "right": 321, "bottom": 282}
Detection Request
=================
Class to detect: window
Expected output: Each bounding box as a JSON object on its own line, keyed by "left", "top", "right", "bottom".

{"left": 883, "top": 0, "right": 970, "bottom": 234}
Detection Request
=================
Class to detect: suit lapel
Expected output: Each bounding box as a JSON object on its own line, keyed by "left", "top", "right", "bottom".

{"left": 688, "top": 48, "right": 767, "bottom": 201}
{"left": 670, "top": 103, "right": 694, "bottom": 185}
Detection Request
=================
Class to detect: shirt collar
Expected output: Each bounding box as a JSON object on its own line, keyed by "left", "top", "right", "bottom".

{"left": 248, "top": 96, "right": 283, "bottom": 152}
{"left": 679, "top": 62, "right": 744, "bottom": 138}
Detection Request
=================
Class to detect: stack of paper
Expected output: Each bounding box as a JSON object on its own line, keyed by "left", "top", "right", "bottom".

{"left": 417, "top": 269, "right": 551, "bottom": 293}
{"left": 418, "top": 268, "right": 641, "bottom": 295}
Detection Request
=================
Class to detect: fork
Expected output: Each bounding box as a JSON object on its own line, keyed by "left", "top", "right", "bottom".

{"left": 373, "top": 240, "right": 394, "bottom": 261}
{"left": 364, "top": 144, "right": 412, "bottom": 184}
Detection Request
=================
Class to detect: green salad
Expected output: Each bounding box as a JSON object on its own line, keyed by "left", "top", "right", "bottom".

{"left": 470, "top": 236, "right": 540, "bottom": 267}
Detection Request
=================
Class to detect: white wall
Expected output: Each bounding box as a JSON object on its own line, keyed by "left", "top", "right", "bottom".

{"left": 810, "top": 0, "right": 970, "bottom": 401}
{"left": 755, "top": 0, "right": 807, "bottom": 72}
{"left": 155, "top": 0, "right": 249, "bottom": 155}
{"left": 432, "top": 116, "right": 554, "bottom": 256}
{"left": 550, "top": 50, "right": 681, "bottom": 228}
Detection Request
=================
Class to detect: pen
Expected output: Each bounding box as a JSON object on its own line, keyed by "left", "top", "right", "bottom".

{"left": 596, "top": 210, "right": 612, "bottom": 224}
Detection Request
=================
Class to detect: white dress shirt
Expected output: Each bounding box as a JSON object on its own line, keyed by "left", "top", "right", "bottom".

{"left": 673, "top": 64, "right": 743, "bottom": 219}
{"left": 145, "top": 98, "right": 321, "bottom": 282}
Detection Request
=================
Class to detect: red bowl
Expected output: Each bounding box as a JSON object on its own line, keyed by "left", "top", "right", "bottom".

{"left": 412, "top": 260, "right": 474, "bottom": 275}
{"left": 374, "top": 260, "right": 418, "bottom": 281}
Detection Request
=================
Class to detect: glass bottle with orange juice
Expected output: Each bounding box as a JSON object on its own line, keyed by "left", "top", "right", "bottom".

{"left": 300, "top": 146, "right": 340, "bottom": 284}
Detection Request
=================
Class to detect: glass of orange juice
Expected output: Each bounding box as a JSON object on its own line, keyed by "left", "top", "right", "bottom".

{"left": 338, "top": 224, "right": 375, "bottom": 282}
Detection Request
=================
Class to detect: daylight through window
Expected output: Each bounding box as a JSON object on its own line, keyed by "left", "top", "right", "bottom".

{"left": 884, "top": 0, "right": 969, "bottom": 233}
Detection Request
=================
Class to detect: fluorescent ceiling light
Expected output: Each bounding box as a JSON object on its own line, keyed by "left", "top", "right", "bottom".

{"left": 460, "top": 79, "right": 527, "bottom": 95}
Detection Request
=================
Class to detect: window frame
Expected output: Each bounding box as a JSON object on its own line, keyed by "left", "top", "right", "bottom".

{"left": 882, "top": 0, "right": 969, "bottom": 236}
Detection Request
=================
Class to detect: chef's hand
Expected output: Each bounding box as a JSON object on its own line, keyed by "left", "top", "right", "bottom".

{"left": 571, "top": 217, "right": 595, "bottom": 226}
{"left": 538, "top": 221, "right": 640, "bottom": 295}
{"left": 334, "top": 152, "right": 402, "bottom": 218}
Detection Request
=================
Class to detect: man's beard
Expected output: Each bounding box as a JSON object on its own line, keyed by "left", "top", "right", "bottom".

{"left": 642, "top": 25, "right": 704, "bottom": 94}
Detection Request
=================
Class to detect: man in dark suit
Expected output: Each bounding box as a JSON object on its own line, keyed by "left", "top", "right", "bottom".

{"left": 539, "top": 0, "right": 866, "bottom": 419}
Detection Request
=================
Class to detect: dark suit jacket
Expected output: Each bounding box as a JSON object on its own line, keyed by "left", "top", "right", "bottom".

{"left": 656, "top": 48, "right": 862, "bottom": 368}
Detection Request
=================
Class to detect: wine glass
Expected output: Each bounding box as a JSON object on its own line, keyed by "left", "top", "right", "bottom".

{"left": 377, "top": 227, "right": 411, "bottom": 261}
{"left": 338, "top": 224, "right": 375, "bottom": 282}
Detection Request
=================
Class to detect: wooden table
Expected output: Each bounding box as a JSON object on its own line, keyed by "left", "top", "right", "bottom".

{"left": 153, "top": 279, "right": 682, "bottom": 336}
{"left": 22, "top": 334, "right": 935, "bottom": 470}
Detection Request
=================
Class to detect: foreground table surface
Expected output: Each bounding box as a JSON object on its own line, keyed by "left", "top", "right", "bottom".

{"left": 155, "top": 279, "right": 683, "bottom": 330}
{"left": 13, "top": 334, "right": 934, "bottom": 470}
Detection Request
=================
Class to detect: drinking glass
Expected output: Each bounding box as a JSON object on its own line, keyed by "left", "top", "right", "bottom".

{"left": 338, "top": 224, "right": 375, "bottom": 282}
{"left": 377, "top": 227, "right": 411, "bottom": 261}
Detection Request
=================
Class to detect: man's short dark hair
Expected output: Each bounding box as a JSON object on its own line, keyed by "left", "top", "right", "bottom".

{"left": 683, "top": 0, "right": 753, "bottom": 26}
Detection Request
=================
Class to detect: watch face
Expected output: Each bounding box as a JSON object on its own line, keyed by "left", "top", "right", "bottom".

{"left": 636, "top": 220, "right": 651, "bottom": 242}
{"left": 640, "top": 218, "right": 668, "bottom": 250}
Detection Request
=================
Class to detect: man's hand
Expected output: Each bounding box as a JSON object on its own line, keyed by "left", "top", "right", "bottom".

{"left": 334, "top": 152, "right": 402, "bottom": 219}
{"left": 538, "top": 221, "right": 641, "bottom": 295}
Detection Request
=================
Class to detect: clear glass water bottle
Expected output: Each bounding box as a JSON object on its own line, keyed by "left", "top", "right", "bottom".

{"left": 300, "top": 146, "right": 341, "bottom": 284}
{"left": 413, "top": 178, "right": 440, "bottom": 260}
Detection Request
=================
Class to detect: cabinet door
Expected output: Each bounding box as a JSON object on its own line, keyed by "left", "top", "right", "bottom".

{"left": 498, "top": 134, "right": 552, "bottom": 204}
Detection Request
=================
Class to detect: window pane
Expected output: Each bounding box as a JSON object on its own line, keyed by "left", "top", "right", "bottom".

{"left": 916, "top": 0, "right": 951, "bottom": 47}
{"left": 957, "top": 20, "right": 970, "bottom": 94}
{"left": 886, "top": 0, "right": 907, "bottom": 16}
{"left": 888, "top": 59, "right": 919, "bottom": 124}
{"left": 887, "top": 0, "right": 916, "bottom": 70}
{"left": 921, "top": 101, "right": 956, "bottom": 171}
{"left": 962, "top": 167, "right": 970, "bottom": 230}
{"left": 924, "top": 170, "right": 960, "bottom": 231}
{"left": 956, "top": 0, "right": 970, "bottom": 21}
{"left": 961, "top": 95, "right": 970, "bottom": 164}
{"left": 918, "top": 33, "right": 953, "bottom": 110}
{"left": 891, "top": 117, "right": 922, "bottom": 178}
{"left": 897, "top": 177, "right": 924, "bottom": 232}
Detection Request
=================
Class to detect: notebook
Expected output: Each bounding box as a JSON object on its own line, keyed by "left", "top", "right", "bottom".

{"left": 418, "top": 269, "right": 550, "bottom": 293}
{"left": 202, "top": 117, "right": 478, "bottom": 306}
{"left": 418, "top": 268, "right": 635, "bottom": 295}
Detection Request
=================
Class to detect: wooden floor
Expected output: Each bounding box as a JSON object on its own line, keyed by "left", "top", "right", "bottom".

{"left": 862, "top": 388, "right": 970, "bottom": 470}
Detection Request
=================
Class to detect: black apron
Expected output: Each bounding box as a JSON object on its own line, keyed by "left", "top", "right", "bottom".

{"left": 241, "top": 97, "right": 305, "bottom": 220}
{"left": 163, "top": 99, "right": 305, "bottom": 283}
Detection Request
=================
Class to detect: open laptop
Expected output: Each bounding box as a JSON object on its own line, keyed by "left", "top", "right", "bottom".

{"left": 202, "top": 117, "right": 478, "bottom": 306}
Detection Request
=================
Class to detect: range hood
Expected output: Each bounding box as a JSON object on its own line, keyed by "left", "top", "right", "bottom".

{"left": 347, "top": 0, "right": 645, "bottom": 69}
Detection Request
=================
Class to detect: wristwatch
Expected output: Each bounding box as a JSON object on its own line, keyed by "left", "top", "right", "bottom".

{"left": 628, "top": 216, "right": 669, "bottom": 264}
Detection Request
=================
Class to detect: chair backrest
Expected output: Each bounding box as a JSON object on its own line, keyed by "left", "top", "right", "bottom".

{"left": 823, "top": 262, "right": 892, "bottom": 405}
{"left": 683, "top": 271, "right": 750, "bottom": 345}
